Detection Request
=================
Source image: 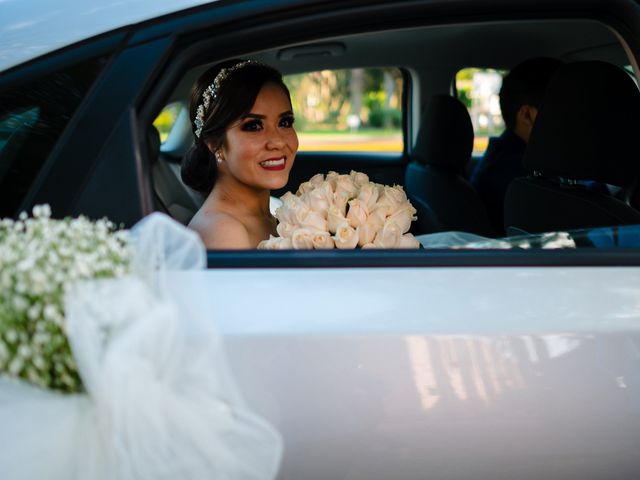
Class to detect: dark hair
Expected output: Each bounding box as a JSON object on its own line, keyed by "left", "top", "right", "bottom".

{"left": 499, "top": 57, "right": 564, "bottom": 131}
{"left": 181, "top": 60, "right": 291, "bottom": 195}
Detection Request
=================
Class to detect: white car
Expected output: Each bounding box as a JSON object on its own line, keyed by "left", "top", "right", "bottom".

{"left": 2, "top": 1, "right": 640, "bottom": 478}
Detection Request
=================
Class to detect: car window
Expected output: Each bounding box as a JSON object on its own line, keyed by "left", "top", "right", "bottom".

{"left": 0, "top": 56, "right": 107, "bottom": 217}
{"left": 455, "top": 68, "right": 506, "bottom": 156}
{"left": 153, "top": 101, "right": 185, "bottom": 143}
{"left": 144, "top": 12, "right": 639, "bottom": 264}
{"left": 283, "top": 68, "right": 404, "bottom": 153}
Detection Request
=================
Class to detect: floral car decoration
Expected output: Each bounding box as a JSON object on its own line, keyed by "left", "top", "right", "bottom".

{"left": 0, "top": 207, "right": 282, "bottom": 480}
{"left": 0, "top": 205, "right": 131, "bottom": 392}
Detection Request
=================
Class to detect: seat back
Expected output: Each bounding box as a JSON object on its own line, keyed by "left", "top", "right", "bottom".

{"left": 504, "top": 61, "right": 640, "bottom": 233}
{"left": 148, "top": 127, "right": 203, "bottom": 225}
{"left": 405, "top": 94, "right": 494, "bottom": 236}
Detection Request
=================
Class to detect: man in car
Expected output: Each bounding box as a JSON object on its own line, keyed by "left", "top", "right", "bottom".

{"left": 470, "top": 57, "right": 563, "bottom": 234}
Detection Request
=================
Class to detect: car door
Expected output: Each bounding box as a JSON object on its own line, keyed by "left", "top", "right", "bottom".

{"left": 195, "top": 254, "right": 640, "bottom": 479}
{"left": 162, "top": 2, "right": 640, "bottom": 477}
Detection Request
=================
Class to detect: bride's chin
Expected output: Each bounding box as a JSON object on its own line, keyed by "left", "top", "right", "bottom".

{"left": 265, "top": 175, "right": 290, "bottom": 190}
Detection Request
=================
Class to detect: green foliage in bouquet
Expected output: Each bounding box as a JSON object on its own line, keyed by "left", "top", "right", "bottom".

{"left": 0, "top": 206, "right": 131, "bottom": 393}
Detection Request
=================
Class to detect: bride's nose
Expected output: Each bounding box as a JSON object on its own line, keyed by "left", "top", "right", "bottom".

{"left": 266, "top": 127, "right": 286, "bottom": 149}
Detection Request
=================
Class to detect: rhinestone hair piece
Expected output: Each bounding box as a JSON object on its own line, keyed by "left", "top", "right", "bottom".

{"left": 193, "top": 60, "right": 256, "bottom": 138}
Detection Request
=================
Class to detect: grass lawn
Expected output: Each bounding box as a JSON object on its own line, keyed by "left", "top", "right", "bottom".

{"left": 298, "top": 129, "right": 403, "bottom": 152}
{"left": 297, "top": 129, "right": 489, "bottom": 154}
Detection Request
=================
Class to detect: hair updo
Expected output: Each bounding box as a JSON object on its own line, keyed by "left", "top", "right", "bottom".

{"left": 181, "top": 59, "right": 292, "bottom": 195}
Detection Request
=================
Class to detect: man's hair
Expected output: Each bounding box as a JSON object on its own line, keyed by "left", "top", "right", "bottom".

{"left": 500, "top": 57, "right": 564, "bottom": 131}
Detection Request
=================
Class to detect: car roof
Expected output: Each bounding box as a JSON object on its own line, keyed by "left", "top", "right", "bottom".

{"left": 0, "top": 0, "right": 216, "bottom": 72}
{"left": 2, "top": 0, "right": 631, "bottom": 75}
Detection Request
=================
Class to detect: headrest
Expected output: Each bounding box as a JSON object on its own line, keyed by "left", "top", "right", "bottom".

{"left": 524, "top": 61, "right": 640, "bottom": 187}
{"left": 413, "top": 94, "right": 474, "bottom": 172}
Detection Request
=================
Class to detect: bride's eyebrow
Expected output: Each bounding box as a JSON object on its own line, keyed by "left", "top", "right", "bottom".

{"left": 241, "top": 113, "right": 265, "bottom": 120}
{"left": 241, "top": 110, "right": 294, "bottom": 120}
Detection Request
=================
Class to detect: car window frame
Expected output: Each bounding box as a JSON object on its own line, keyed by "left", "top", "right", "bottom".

{"left": 134, "top": 0, "right": 640, "bottom": 269}
{"left": 205, "top": 247, "right": 640, "bottom": 268}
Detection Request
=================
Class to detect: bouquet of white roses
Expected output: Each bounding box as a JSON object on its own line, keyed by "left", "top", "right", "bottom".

{"left": 0, "top": 205, "right": 131, "bottom": 392}
{"left": 258, "top": 171, "right": 420, "bottom": 250}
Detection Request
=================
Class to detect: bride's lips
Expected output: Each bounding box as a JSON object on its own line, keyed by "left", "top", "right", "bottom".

{"left": 260, "top": 156, "right": 286, "bottom": 171}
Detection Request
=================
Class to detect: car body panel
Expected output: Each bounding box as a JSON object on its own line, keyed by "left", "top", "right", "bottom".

{"left": 168, "top": 266, "right": 640, "bottom": 479}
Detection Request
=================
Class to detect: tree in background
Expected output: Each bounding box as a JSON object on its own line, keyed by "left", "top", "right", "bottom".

{"left": 284, "top": 68, "right": 402, "bottom": 132}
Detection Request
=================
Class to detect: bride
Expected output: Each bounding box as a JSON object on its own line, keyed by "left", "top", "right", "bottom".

{"left": 182, "top": 60, "right": 298, "bottom": 249}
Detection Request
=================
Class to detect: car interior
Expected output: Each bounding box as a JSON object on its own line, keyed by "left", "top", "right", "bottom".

{"left": 148, "top": 17, "right": 640, "bottom": 248}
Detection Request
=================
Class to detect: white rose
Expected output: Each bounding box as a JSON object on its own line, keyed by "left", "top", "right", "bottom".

{"left": 297, "top": 180, "right": 316, "bottom": 195}
{"left": 275, "top": 196, "right": 302, "bottom": 224}
{"left": 346, "top": 198, "right": 369, "bottom": 228}
{"left": 378, "top": 184, "right": 408, "bottom": 211}
{"left": 333, "top": 222, "right": 359, "bottom": 249}
{"left": 306, "top": 182, "right": 333, "bottom": 216}
{"left": 333, "top": 190, "right": 349, "bottom": 216}
{"left": 325, "top": 171, "right": 340, "bottom": 191}
{"left": 390, "top": 184, "right": 408, "bottom": 202}
{"left": 398, "top": 233, "right": 421, "bottom": 249}
{"left": 390, "top": 198, "right": 417, "bottom": 216}
{"left": 291, "top": 227, "right": 314, "bottom": 249}
{"left": 308, "top": 173, "right": 325, "bottom": 187}
{"left": 271, "top": 237, "right": 293, "bottom": 250}
{"left": 350, "top": 170, "right": 370, "bottom": 187}
{"left": 357, "top": 220, "right": 380, "bottom": 247}
{"left": 386, "top": 203, "right": 417, "bottom": 233}
{"left": 300, "top": 210, "right": 328, "bottom": 232}
{"left": 276, "top": 222, "right": 296, "bottom": 238}
{"left": 280, "top": 191, "right": 296, "bottom": 203}
{"left": 335, "top": 175, "right": 358, "bottom": 199}
{"left": 286, "top": 196, "right": 311, "bottom": 225}
{"left": 368, "top": 206, "right": 389, "bottom": 226}
{"left": 327, "top": 205, "right": 348, "bottom": 234}
{"left": 357, "top": 182, "right": 379, "bottom": 210}
{"left": 258, "top": 235, "right": 293, "bottom": 250}
{"left": 374, "top": 220, "right": 402, "bottom": 248}
{"left": 311, "top": 230, "right": 335, "bottom": 249}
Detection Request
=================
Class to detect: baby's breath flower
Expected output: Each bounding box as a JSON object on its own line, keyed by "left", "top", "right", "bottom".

{"left": 8, "top": 358, "right": 23, "bottom": 375}
{"left": 0, "top": 204, "right": 131, "bottom": 393}
{"left": 33, "top": 332, "right": 50, "bottom": 346}
{"left": 5, "top": 329, "right": 18, "bottom": 344}
{"left": 17, "top": 344, "right": 32, "bottom": 359}
{"left": 27, "top": 304, "right": 40, "bottom": 321}
{"left": 43, "top": 304, "right": 58, "bottom": 322}
{"left": 33, "top": 355, "right": 46, "bottom": 370}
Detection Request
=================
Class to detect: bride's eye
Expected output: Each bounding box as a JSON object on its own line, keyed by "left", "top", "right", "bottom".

{"left": 241, "top": 119, "right": 263, "bottom": 132}
{"left": 279, "top": 115, "right": 295, "bottom": 128}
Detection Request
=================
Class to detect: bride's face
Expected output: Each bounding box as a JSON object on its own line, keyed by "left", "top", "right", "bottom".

{"left": 219, "top": 82, "right": 298, "bottom": 191}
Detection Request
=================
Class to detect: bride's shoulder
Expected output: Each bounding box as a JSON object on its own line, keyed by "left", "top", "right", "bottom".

{"left": 188, "top": 210, "right": 252, "bottom": 249}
